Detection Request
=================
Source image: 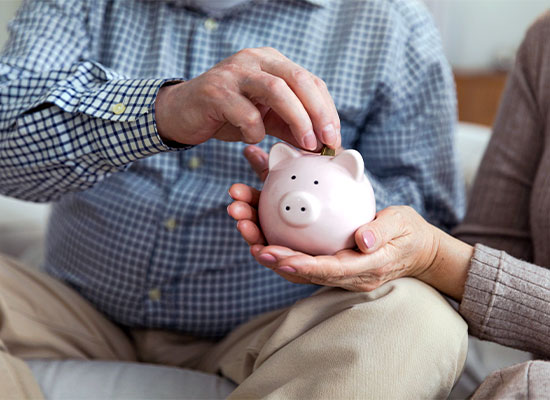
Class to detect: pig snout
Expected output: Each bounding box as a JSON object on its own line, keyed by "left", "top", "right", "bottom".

{"left": 278, "top": 191, "right": 321, "bottom": 227}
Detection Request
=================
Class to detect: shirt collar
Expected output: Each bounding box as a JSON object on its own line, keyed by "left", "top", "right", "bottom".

{"left": 255, "top": 0, "right": 329, "bottom": 8}
{"left": 165, "top": 0, "right": 330, "bottom": 12}
{"left": 300, "top": 0, "right": 329, "bottom": 7}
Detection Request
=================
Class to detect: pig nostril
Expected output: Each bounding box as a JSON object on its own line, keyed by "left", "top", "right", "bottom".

{"left": 314, "top": 180, "right": 319, "bottom": 185}
{"left": 285, "top": 206, "right": 290, "bottom": 211}
{"left": 291, "top": 175, "right": 296, "bottom": 180}
{"left": 301, "top": 207, "right": 306, "bottom": 212}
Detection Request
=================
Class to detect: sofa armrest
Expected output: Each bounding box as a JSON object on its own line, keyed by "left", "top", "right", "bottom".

{"left": 455, "top": 122, "right": 492, "bottom": 194}
{"left": 0, "top": 196, "right": 50, "bottom": 267}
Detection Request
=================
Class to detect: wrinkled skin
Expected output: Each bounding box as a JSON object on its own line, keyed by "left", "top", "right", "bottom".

{"left": 155, "top": 47, "right": 342, "bottom": 151}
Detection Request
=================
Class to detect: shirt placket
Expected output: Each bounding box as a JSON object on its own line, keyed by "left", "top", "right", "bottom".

{"left": 143, "top": 12, "right": 222, "bottom": 327}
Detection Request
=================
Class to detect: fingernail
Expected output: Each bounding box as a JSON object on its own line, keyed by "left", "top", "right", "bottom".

{"left": 321, "top": 124, "right": 336, "bottom": 145}
{"left": 258, "top": 253, "right": 277, "bottom": 264}
{"left": 278, "top": 266, "right": 297, "bottom": 274}
{"left": 362, "top": 230, "right": 375, "bottom": 249}
{"left": 303, "top": 130, "right": 317, "bottom": 150}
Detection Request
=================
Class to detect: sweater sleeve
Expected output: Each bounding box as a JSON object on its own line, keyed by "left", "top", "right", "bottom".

{"left": 460, "top": 244, "right": 550, "bottom": 357}
{"left": 451, "top": 14, "right": 550, "bottom": 261}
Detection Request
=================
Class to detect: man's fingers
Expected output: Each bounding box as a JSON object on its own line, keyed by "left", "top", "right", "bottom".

{"left": 262, "top": 110, "right": 319, "bottom": 151}
{"left": 240, "top": 70, "right": 318, "bottom": 151}
{"left": 214, "top": 94, "right": 266, "bottom": 144}
{"left": 262, "top": 59, "right": 341, "bottom": 148}
{"left": 228, "top": 183, "right": 261, "bottom": 206}
{"left": 312, "top": 76, "right": 341, "bottom": 149}
{"left": 243, "top": 145, "right": 269, "bottom": 182}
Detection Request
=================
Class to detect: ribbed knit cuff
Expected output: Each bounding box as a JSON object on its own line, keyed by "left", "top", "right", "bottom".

{"left": 459, "top": 244, "right": 550, "bottom": 354}
{"left": 459, "top": 244, "right": 502, "bottom": 339}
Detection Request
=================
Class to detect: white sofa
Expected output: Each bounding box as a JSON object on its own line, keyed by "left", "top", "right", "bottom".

{"left": 0, "top": 123, "right": 531, "bottom": 399}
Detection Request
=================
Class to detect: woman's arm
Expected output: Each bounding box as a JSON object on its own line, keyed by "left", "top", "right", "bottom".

{"left": 455, "top": 13, "right": 550, "bottom": 356}
{"left": 453, "top": 13, "right": 550, "bottom": 262}
{"left": 460, "top": 244, "right": 550, "bottom": 356}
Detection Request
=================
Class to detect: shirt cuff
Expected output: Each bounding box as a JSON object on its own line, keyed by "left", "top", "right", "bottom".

{"left": 77, "top": 77, "right": 193, "bottom": 161}
{"left": 50, "top": 74, "right": 192, "bottom": 165}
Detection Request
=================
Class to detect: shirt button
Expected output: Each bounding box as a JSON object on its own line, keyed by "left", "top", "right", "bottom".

{"left": 112, "top": 103, "right": 126, "bottom": 115}
{"left": 163, "top": 218, "right": 177, "bottom": 231}
{"left": 204, "top": 18, "right": 218, "bottom": 31}
{"left": 188, "top": 156, "right": 202, "bottom": 170}
{"left": 148, "top": 288, "right": 161, "bottom": 301}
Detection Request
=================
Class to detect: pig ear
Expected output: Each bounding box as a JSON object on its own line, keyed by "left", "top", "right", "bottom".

{"left": 331, "top": 150, "right": 365, "bottom": 181}
{"left": 268, "top": 142, "right": 301, "bottom": 171}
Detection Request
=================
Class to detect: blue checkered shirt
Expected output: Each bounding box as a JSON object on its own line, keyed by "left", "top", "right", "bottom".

{"left": 0, "top": 0, "right": 464, "bottom": 339}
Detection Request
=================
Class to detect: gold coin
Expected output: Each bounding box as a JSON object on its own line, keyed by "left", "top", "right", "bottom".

{"left": 320, "top": 146, "right": 335, "bottom": 156}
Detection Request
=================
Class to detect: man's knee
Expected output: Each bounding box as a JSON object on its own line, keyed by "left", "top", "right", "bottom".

{"left": 223, "top": 279, "right": 468, "bottom": 398}
{"left": 312, "top": 278, "right": 469, "bottom": 397}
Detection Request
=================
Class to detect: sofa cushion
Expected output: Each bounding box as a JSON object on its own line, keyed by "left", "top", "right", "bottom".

{"left": 27, "top": 359, "right": 237, "bottom": 399}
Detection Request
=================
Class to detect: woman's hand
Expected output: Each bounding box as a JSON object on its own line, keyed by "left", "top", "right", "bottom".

{"left": 254, "top": 205, "right": 441, "bottom": 291}
{"left": 228, "top": 145, "right": 473, "bottom": 298}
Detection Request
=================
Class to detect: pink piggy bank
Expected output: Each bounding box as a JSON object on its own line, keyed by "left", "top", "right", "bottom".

{"left": 258, "top": 143, "right": 376, "bottom": 255}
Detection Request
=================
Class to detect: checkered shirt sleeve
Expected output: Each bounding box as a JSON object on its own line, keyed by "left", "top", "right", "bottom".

{"left": 0, "top": 0, "right": 185, "bottom": 202}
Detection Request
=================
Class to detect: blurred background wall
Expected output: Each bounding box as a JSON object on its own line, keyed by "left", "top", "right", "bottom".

{"left": 1, "top": 0, "right": 549, "bottom": 126}
{"left": 423, "top": 0, "right": 548, "bottom": 126}
{"left": 424, "top": 0, "right": 548, "bottom": 70}
{"left": 0, "top": 0, "right": 20, "bottom": 49}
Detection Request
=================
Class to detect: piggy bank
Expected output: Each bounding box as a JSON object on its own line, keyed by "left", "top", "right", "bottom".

{"left": 258, "top": 142, "right": 376, "bottom": 255}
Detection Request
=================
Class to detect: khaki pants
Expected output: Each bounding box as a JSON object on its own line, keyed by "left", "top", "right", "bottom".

{"left": 0, "top": 254, "right": 467, "bottom": 399}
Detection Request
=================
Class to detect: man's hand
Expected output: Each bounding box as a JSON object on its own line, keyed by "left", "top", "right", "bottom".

{"left": 155, "top": 47, "right": 341, "bottom": 150}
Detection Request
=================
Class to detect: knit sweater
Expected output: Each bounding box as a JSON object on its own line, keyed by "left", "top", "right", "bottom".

{"left": 454, "top": 12, "right": 550, "bottom": 359}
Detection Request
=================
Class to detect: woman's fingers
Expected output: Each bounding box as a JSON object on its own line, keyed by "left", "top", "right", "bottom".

{"left": 236, "top": 219, "right": 266, "bottom": 245}
{"left": 227, "top": 184, "right": 264, "bottom": 245}
{"left": 243, "top": 145, "right": 269, "bottom": 182}
{"left": 251, "top": 245, "right": 312, "bottom": 284}
{"left": 227, "top": 200, "right": 258, "bottom": 224}
{"left": 254, "top": 246, "right": 399, "bottom": 289}
{"left": 228, "top": 183, "right": 261, "bottom": 206}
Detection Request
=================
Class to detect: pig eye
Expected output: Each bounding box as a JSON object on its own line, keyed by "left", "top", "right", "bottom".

{"left": 314, "top": 180, "right": 319, "bottom": 185}
{"left": 291, "top": 175, "right": 296, "bottom": 180}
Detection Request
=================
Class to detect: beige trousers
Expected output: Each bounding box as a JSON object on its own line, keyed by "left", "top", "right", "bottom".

{"left": 0, "top": 254, "right": 468, "bottom": 399}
